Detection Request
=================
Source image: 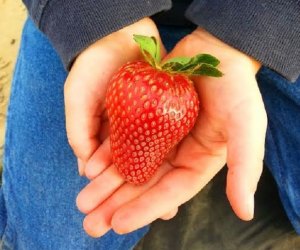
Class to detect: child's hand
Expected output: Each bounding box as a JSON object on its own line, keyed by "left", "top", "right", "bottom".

{"left": 75, "top": 28, "right": 267, "bottom": 238}
{"left": 64, "top": 18, "right": 163, "bottom": 175}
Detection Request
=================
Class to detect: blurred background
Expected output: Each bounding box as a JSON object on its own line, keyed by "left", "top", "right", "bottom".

{"left": 0, "top": 0, "right": 26, "bottom": 170}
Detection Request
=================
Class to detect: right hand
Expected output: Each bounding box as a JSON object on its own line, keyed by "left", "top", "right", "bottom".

{"left": 64, "top": 18, "right": 164, "bottom": 176}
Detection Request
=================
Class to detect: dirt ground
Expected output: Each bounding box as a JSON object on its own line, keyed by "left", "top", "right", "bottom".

{"left": 0, "top": 0, "right": 26, "bottom": 166}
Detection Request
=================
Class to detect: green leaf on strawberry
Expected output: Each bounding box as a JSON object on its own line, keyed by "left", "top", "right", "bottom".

{"left": 162, "top": 57, "right": 191, "bottom": 66}
{"left": 133, "top": 34, "right": 223, "bottom": 77}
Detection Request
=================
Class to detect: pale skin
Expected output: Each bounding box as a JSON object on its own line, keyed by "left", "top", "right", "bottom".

{"left": 64, "top": 17, "right": 267, "bottom": 238}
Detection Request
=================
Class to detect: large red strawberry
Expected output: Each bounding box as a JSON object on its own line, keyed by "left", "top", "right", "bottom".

{"left": 106, "top": 35, "right": 222, "bottom": 184}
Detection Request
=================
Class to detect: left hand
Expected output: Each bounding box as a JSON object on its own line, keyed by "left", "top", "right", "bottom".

{"left": 64, "top": 18, "right": 162, "bottom": 176}
{"left": 76, "top": 28, "right": 267, "bottom": 238}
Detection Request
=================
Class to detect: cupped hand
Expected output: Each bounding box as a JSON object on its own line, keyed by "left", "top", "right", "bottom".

{"left": 76, "top": 28, "right": 267, "bottom": 238}
{"left": 64, "top": 18, "right": 163, "bottom": 175}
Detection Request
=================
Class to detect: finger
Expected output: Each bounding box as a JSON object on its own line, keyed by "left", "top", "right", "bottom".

{"left": 226, "top": 99, "right": 267, "bottom": 221}
{"left": 85, "top": 138, "right": 112, "bottom": 180}
{"left": 159, "top": 207, "right": 178, "bottom": 220}
{"left": 111, "top": 140, "right": 225, "bottom": 234}
{"left": 82, "top": 164, "right": 172, "bottom": 238}
{"left": 110, "top": 168, "right": 205, "bottom": 234}
{"left": 76, "top": 164, "right": 124, "bottom": 214}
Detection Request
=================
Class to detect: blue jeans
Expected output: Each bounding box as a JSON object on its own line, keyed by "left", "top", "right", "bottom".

{"left": 0, "top": 18, "right": 300, "bottom": 249}
{"left": 257, "top": 68, "right": 300, "bottom": 234}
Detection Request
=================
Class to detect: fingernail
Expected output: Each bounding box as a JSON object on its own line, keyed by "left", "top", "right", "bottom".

{"left": 78, "top": 158, "right": 85, "bottom": 176}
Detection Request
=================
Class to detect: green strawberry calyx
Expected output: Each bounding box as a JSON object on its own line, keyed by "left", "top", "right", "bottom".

{"left": 133, "top": 34, "right": 223, "bottom": 77}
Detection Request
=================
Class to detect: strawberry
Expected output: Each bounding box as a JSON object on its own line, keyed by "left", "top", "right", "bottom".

{"left": 106, "top": 35, "right": 222, "bottom": 184}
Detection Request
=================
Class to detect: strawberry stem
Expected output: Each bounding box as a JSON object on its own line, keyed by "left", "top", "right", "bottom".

{"left": 133, "top": 34, "right": 223, "bottom": 77}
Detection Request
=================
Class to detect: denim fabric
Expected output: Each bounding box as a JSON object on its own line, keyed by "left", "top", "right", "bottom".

{"left": 0, "top": 18, "right": 148, "bottom": 249}
{"left": 257, "top": 68, "right": 300, "bottom": 233}
{"left": 1, "top": 17, "right": 300, "bottom": 249}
